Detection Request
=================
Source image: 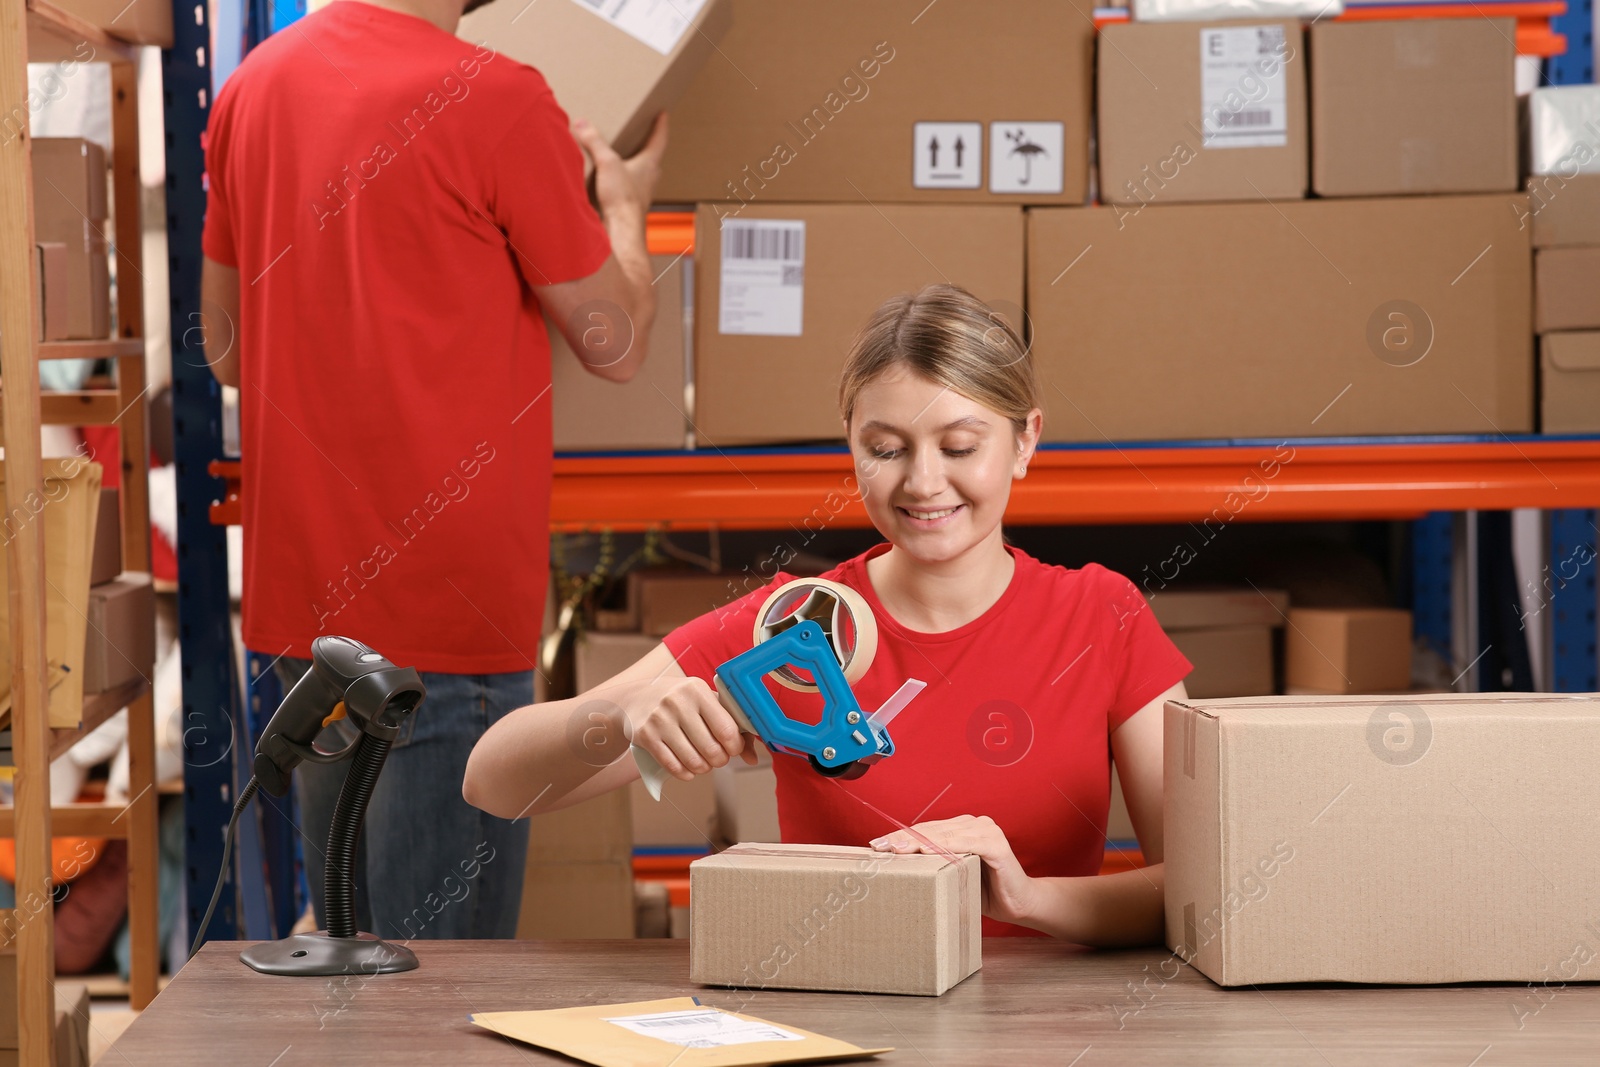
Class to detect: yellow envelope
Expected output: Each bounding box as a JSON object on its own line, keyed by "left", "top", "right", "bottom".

{"left": 470, "top": 997, "right": 892, "bottom": 1067}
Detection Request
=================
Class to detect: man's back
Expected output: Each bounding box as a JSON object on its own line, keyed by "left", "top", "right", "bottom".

{"left": 205, "top": 0, "right": 609, "bottom": 670}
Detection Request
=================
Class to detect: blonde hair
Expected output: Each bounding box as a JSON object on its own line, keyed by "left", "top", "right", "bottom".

{"left": 838, "top": 284, "right": 1038, "bottom": 433}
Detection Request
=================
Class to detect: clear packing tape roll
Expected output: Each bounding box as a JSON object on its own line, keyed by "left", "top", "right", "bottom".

{"left": 633, "top": 578, "right": 879, "bottom": 800}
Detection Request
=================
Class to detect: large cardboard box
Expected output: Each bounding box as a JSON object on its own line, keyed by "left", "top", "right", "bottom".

{"left": 690, "top": 843, "right": 981, "bottom": 995}
{"left": 551, "top": 254, "right": 689, "bottom": 452}
{"left": 526, "top": 786, "right": 632, "bottom": 867}
{"left": 633, "top": 571, "right": 742, "bottom": 637}
{"left": 696, "top": 203, "right": 1025, "bottom": 444}
{"left": 574, "top": 631, "right": 657, "bottom": 693}
{"left": 1541, "top": 332, "right": 1600, "bottom": 433}
{"left": 1534, "top": 246, "right": 1600, "bottom": 332}
{"left": 1309, "top": 20, "right": 1516, "bottom": 197}
{"left": 53, "top": 0, "right": 172, "bottom": 46}
{"left": 516, "top": 861, "right": 636, "bottom": 940}
{"left": 82, "top": 571, "right": 154, "bottom": 694}
{"left": 1098, "top": 21, "right": 1306, "bottom": 207}
{"left": 1169, "top": 626, "right": 1274, "bottom": 699}
{"left": 30, "top": 139, "right": 110, "bottom": 340}
{"left": 1526, "top": 175, "right": 1600, "bottom": 247}
{"left": 655, "top": 0, "right": 1094, "bottom": 205}
{"left": 1027, "top": 197, "right": 1533, "bottom": 441}
{"left": 0, "top": 971, "right": 89, "bottom": 1067}
{"left": 460, "top": 0, "right": 731, "bottom": 159}
{"left": 35, "top": 242, "right": 69, "bottom": 341}
{"left": 1284, "top": 607, "right": 1412, "bottom": 694}
{"left": 1165, "top": 693, "right": 1600, "bottom": 985}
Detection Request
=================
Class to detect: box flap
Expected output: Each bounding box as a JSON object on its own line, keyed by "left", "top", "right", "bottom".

{"left": 1544, "top": 332, "right": 1600, "bottom": 371}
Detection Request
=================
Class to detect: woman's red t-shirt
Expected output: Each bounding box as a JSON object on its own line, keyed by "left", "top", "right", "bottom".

{"left": 662, "top": 544, "right": 1192, "bottom": 936}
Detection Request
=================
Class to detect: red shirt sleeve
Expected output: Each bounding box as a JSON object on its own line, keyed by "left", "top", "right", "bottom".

{"left": 201, "top": 91, "right": 237, "bottom": 267}
{"left": 1099, "top": 567, "right": 1193, "bottom": 730}
{"left": 661, "top": 575, "right": 792, "bottom": 683}
{"left": 484, "top": 90, "right": 611, "bottom": 290}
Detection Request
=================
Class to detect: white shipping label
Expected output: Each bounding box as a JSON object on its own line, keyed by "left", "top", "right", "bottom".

{"left": 568, "top": 0, "right": 707, "bottom": 56}
{"left": 606, "top": 1009, "right": 805, "bottom": 1049}
{"left": 1198, "top": 25, "right": 1289, "bottom": 149}
{"left": 718, "top": 219, "right": 805, "bottom": 337}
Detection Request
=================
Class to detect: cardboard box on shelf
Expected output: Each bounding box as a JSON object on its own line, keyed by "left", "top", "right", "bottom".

{"left": 35, "top": 242, "right": 69, "bottom": 341}
{"left": 1165, "top": 693, "right": 1600, "bottom": 985}
{"left": 53, "top": 0, "right": 173, "bottom": 46}
{"left": 633, "top": 570, "right": 743, "bottom": 637}
{"left": 83, "top": 572, "right": 154, "bottom": 694}
{"left": 460, "top": 0, "right": 730, "bottom": 159}
{"left": 526, "top": 787, "right": 632, "bottom": 867}
{"left": 90, "top": 488, "right": 120, "bottom": 587}
{"left": 655, "top": 0, "right": 1094, "bottom": 205}
{"left": 1534, "top": 246, "right": 1600, "bottom": 332}
{"left": 1527, "top": 84, "right": 1600, "bottom": 178}
{"left": 1526, "top": 175, "right": 1600, "bottom": 247}
{"left": 635, "top": 880, "right": 671, "bottom": 938}
{"left": 690, "top": 843, "right": 982, "bottom": 995}
{"left": 574, "top": 631, "right": 658, "bottom": 693}
{"left": 1284, "top": 607, "right": 1412, "bottom": 694}
{"left": 1146, "top": 588, "right": 1289, "bottom": 631}
{"left": 713, "top": 746, "right": 780, "bottom": 846}
{"left": 517, "top": 861, "right": 636, "bottom": 940}
{"left": 1541, "top": 332, "right": 1600, "bottom": 433}
{"left": 631, "top": 775, "right": 717, "bottom": 850}
{"left": 1026, "top": 196, "right": 1533, "bottom": 442}
{"left": 30, "top": 139, "right": 110, "bottom": 340}
{"left": 551, "top": 254, "right": 689, "bottom": 452}
{"left": 1309, "top": 20, "right": 1516, "bottom": 197}
{"left": 1098, "top": 21, "right": 1306, "bottom": 207}
{"left": 1169, "top": 626, "right": 1275, "bottom": 699}
{"left": 696, "top": 203, "right": 1025, "bottom": 445}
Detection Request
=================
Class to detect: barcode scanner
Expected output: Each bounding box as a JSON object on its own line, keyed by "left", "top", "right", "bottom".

{"left": 193, "top": 636, "right": 427, "bottom": 976}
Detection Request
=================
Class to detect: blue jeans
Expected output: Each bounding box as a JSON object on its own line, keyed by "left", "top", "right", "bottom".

{"left": 272, "top": 656, "right": 532, "bottom": 940}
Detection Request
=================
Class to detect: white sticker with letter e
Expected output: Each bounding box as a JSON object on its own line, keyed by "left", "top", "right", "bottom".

{"left": 1199, "top": 25, "right": 1289, "bottom": 149}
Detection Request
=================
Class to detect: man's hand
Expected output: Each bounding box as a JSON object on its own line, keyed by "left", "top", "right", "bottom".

{"left": 572, "top": 112, "right": 669, "bottom": 225}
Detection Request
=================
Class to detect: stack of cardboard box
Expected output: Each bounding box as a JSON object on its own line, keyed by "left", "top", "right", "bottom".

{"left": 1527, "top": 87, "right": 1600, "bottom": 433}
{"left": 30, "top": 139, "right": 111, "bottom": 341}
{"left": 82, "top": 488, "right": 156, "bottom": 698}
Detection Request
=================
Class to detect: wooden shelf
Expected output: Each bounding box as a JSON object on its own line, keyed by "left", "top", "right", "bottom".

{"left": 46, "top": 677, "right": 151, "bottom": 763}
{"left": 0, "top": 801, "right": 131, "bottom": 840}
{"left": 39, "top": 338, "right": 143, "bottom": 361}
{"left": 25, "top": 0, "right": 135, "bottom": 64}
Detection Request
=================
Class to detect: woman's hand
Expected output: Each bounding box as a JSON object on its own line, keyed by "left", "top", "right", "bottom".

{"left": 625, "top": 674, "right": 760, "bottom": 782}
{"left": 869, "top": 815, "right": 1039, "bottom": 927}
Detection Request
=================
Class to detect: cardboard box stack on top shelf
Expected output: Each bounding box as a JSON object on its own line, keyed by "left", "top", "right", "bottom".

{"left": 30, "top": 139, "right": 111, "bottom": 341}
{"left": 1527, "top": 86, "right": 1600, "bottom": 433}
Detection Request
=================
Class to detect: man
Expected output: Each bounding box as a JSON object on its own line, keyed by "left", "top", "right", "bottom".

{"left": 200, "top": 0, "right": 667, "bottom": 938}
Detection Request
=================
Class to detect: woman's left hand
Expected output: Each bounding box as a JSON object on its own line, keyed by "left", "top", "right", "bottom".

{"left": 869, "top": 815, "right": 1038, "bottom": 927}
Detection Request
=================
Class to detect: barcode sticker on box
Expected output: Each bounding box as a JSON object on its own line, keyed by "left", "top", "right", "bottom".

{"left": 568, "top": 0, "right": 707, "bottom": 56}
{"left": 1198, "top": 25, "right": 1289, "bottom": 149}
{"left": 718, "top": 219, "right": 805, "bottom": 337}
{"left": 606, "top": 1009, "right": 805, "bottom": 1048}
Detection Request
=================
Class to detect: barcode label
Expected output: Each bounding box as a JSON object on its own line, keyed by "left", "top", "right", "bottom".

{"left": 1198, "top": 25, "right": 1289, "bottom": 150}
{"left": 566, "top": 0, "right": 707, "bottom": 55}
{"left": 719, "top": 220, "right": 806, "bottom": 337}
{"left": 606, "top": 1009, "right": 805, "bottom": 1048}
{"left": 723, "top": 223, "right": 805, "bottom": 262}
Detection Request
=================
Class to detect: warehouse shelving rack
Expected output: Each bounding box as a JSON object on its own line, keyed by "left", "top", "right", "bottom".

{"left": 0, "top": 0, "right": 164, "bottom": 1059}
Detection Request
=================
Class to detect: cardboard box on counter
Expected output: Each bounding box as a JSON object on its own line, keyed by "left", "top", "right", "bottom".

{"left": 53, "top": 0, "right": 172, "bottom": 46}
{"left": 460, "top": 0, "right": 730, "bottom": 158}
{"left": 90, "top": 488, "right": 120, "bottom": 587}
{"left": 82, "top": 572, "right": 154, "bottom": 694}
{"left": 691, "top": 843, "right": 981, "bottom": 995}
{"left": 1284, "top": 607, "right": 1412, "bottom": 694}
{"left": 1535, "top": 247, "right": 1600, "bottom": 332}
{"left": 35, "top": 242, "right": 69, "bottom": 342}
{"left": 1026, "top": 196, "right": 1533, "bottom": 441}
{"left": 696, "top": 203, "right": 1024, "bottom": 445}
{"left": 1309, "top": 20, "right": 1516, "bottom": 197}
{"left": 551, "top": 254, "right": 689, "bottom": 452}
{"left": 1098, "top": 21, "right": 1306, "bottom": 206}
{"left": 1541, "top": 332, "right": 1600, "bottom": 433}
{"left": 1165, "top": 693, "right": 1600, "bottom": 985}
{"left": 30, "top": 139, "right": 110, "bottom": 340}
{"left": 1526, "top": 175, "right": 1600, "bottom": 247}
{"left": 655, "top": 0, "right": 1093, "bottom": 205}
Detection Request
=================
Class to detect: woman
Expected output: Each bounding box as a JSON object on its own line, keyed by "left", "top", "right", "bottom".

{"left": 464, "top": 284, "right": 1190, "bottom": 943}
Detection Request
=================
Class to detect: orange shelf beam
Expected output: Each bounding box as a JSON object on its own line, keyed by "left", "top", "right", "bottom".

{"left": 210, "top": 439, "right": 1600, "bottom": 530}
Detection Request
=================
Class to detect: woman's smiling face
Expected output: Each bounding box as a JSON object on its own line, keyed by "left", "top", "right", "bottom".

{"left": 849, "top": 366, "right": 1040, "bottom": 565}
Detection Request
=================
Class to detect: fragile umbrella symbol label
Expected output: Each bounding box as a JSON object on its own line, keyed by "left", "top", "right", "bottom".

{"left": 1005, "top": 128, "right": 1048, "bottom": 186}
{"left": 987, "top": 121, "right": 1064, "bottom": 194}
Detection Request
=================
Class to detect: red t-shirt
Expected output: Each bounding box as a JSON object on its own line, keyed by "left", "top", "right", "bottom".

{"left": 664, "top": 544, "right": 1192, "bottom": 936}
{"left": 203, "top": 2, "right": 610, "bottom": 672}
